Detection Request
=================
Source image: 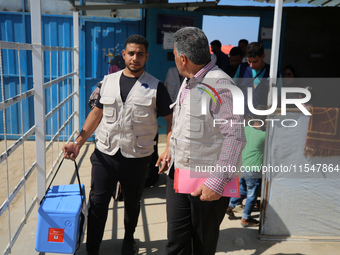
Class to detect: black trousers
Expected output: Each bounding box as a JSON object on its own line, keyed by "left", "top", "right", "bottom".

{"left": 145, "top": 133, "right": 159, "bottom": 186}
{"left": 86, "top": 149, "right": 150, "bottom": 252}
{"left": 166, "top": 171, "right": 229, "bottom": 255}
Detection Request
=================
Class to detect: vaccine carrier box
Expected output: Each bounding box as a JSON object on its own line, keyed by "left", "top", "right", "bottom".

{"left": 35, "top": 184, "right": 86, "bottom": 254}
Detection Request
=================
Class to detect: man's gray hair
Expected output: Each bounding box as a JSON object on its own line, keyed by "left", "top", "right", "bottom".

{"left": 173, "top": 27, "right": 211, "bottom": 65}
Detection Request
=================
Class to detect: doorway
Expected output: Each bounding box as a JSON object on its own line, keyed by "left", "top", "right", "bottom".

{"left": 203, "top": 15, "right": 260, "bottom": 51}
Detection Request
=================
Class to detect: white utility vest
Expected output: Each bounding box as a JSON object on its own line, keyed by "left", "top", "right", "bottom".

{"left": 170, "top": 66, "right": 234, "bottom": 170}
{"left": 96, "top": 70, "right": 159, "bottom": 158}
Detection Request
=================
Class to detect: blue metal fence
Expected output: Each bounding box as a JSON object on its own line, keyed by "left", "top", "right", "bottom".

{"left": 0, "top": 12, "right": 142, "bottom": 139}
{"left": 0, "top": 12, "right": 76, "bottom": 140}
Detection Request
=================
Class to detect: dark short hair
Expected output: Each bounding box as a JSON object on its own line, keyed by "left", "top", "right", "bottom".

{"left": 246, "top": 42, "right": 264, "bottom": 58}
{"left": 125, "top": 34, "right": 149, "bottom": 51}
{"left": 238, "top": 39, "right": 249, "bottom": 45}
{"left": 229, "top": 47, "right": 242, "bottom": 57}
{"left": 210, "top": 40, "right": 222, "bottom": 49}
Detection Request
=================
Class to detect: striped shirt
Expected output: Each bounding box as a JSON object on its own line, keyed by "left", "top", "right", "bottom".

{"left": 179, "top": 61, "right": 246, "bottom": 195}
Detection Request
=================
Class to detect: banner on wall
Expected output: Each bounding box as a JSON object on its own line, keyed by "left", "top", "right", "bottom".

{"left": 157, "top": 14, "right": 195, "bottom": 45}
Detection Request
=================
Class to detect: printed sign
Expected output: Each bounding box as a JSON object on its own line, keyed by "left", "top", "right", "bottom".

{"left": 48, "top": 228, "right": 64, "bottom": 243}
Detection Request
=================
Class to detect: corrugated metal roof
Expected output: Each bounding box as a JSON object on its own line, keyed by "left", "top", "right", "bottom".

{"left": 66, "top": 0, "right": 340, "bottom": 10}
{"left": 67, "top": 0, "right": 340, "bottom": 9}
{"left": 251, "top": 0, "right": 340, "bottom": 7}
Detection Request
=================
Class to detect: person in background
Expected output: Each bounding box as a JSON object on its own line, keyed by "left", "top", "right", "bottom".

{"left": 109, "top": 55, "right": 126, "bottom": 74}
{"left": 234, "top": 42, "right": 280, "bottom": 117}
{"left": 157, "top": 27, "right": 246, "bottom": 255}
{"left": 238, "top": 39, "right": 249, "bottom": 63}
{"left": 282, "top": 64, "right": 301, "bottom": 100}
{"left": 226, "top": 46, "right": 244, "bottom": 78}
{"left": 282, "top": 64, "right": 313, "bottom": 107}
{"left": 282, "top": 64, "right": 297, "bottom": 87}
{"left": 227, "top": 108, "right": 266, "bottom": 227}
{"left": 63, "top": 34, "right": 173, "bottom": 255}
{"left": 164, "top": 66, "right": 184, "bottom": 103}
{"left": 210, "top": 39, "right": 230, "bottom": 73}
{"left": 89, "top": 55, "right": 126, "bottom": 110}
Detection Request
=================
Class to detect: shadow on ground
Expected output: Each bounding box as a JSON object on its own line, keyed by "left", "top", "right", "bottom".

{"left": 76, "top": 238, "right": 167, "bottom": 255}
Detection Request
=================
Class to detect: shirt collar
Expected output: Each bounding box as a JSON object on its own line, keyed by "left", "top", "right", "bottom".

{"left": 186, "top": 60, "right": 215, "bottom": 88}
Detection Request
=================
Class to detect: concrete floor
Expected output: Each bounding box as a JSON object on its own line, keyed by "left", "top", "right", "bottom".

{"left": 3, "top": 141, "right": 340, "bottom": 255}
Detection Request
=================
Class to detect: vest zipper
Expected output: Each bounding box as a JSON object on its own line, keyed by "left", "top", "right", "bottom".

{"left": 119, "top": 102, "right": 125, "bottom": 150}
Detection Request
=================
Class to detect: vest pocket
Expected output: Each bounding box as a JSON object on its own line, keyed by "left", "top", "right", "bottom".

{"left": 132, "top": 98, "right": 152, "bottom": 123}
{"left": 134, "top": 133, "right": 154, "bottom": 153}
{"left": 97, "top": 129, "right": 110, "bottom": 149}
{"left": 103, "top": 105, "right": 117, "bottom": 123}
{"left": 132, "top": 108, "right": 150, "bottom": 123}
{"left": 184, "top": 118, "right": 204, "bottom": 139}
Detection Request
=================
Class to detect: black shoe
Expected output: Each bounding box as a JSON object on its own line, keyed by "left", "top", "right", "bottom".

{"left": 121, "top": 238, "right": 138, "bottom": 255}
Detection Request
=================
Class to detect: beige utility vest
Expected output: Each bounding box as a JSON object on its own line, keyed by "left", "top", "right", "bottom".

{"left": 95, "top": 70, "right": 159, "bottom": 158}
{"left": 170, "top": 66, "right": 234, "bottom": 170}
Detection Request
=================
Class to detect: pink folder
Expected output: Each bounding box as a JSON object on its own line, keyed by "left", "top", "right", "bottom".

{"left": 174, "top": 168, "right": 240, "bottom": 198}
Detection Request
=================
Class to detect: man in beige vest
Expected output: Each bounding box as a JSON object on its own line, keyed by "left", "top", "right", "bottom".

{"left": 157, "top": 27, "right": 246, "bottom": 255}
{"left": 63, "top": 34, "right": 172, "bottom": 255}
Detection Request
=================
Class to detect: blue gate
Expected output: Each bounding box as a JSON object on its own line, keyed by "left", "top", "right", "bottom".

{"left": 80, "top": 18, "right": 141, "bottom": 133}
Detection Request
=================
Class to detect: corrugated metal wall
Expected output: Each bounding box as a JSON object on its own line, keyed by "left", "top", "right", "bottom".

{"left": 0, "top": 12, "right": 141, "bottom": 139}
{"left": 0, "top": 12, "right": 74, "bottom": 139}
{"left": 0, "top": 12, "right": 34, "bottom": 139}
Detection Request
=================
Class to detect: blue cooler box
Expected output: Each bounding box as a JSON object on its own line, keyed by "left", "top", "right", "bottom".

{"left": 35, "top": 184, "right": 86, "bottom": 254}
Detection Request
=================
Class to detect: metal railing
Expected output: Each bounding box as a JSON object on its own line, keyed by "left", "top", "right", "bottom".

{"left": 0, "top": 1, "right": 79, "bottom": 254}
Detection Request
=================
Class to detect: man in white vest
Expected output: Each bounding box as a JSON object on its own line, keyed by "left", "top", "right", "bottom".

{"left": 63, "top": 34, "right": 173, "bottom": 255}
{"left": 157, "top": 27, "right": 246, "bottom": 255}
